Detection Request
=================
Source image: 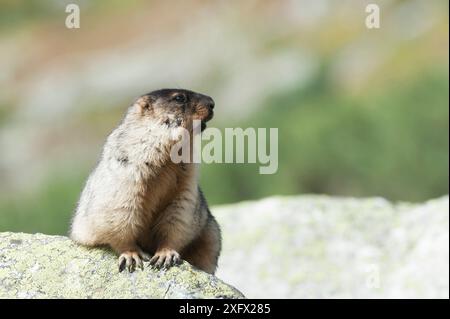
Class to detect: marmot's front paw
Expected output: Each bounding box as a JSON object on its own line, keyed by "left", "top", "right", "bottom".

{"left": 149, "top": 248, "right": 181, "bottom": 269}
{"left": 118, "top": 250, "right": 150, "bottom": 273}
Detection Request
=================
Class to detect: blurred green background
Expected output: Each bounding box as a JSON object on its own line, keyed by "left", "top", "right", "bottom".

{"left": 0, "top": 0, "right": 448, "bottom": 235}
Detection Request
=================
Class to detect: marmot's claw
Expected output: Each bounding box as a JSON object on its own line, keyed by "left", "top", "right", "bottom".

{"left": 136, "top": 258, "right": 144, "bottom": 271}
{"left": 118, "top": 254, "right": 132, "bottom": 272}
{"left": 118, "top": 251, "right": 146, "bottom": 273}
{"left": 149, "top": 249, "right": 180, "bottom": 270}
{"left": 118, "top": 257, "right": 126, "bottom": 272}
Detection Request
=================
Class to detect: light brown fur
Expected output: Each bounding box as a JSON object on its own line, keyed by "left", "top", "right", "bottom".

{"left": 70, "top": 89, "right": 221, "bottom": 274}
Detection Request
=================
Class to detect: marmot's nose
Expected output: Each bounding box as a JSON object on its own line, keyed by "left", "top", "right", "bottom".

{"left": 204, "top": 97, "right": 215, "bottom": 110}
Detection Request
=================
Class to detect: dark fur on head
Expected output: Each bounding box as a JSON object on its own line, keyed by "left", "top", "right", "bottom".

{"left": 135, "top": 89, "right": 214, "bottom": 132}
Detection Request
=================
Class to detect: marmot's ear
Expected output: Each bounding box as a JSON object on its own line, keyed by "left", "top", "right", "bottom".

{"left": 135, "top": 95, "right": 154, "bottom": 113}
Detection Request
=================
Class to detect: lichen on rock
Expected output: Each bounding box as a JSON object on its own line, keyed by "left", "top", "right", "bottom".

{"left": 0, "top": 232, "right": 244, "bottom": 299}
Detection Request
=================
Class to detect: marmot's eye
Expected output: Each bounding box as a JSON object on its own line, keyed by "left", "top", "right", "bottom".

{"left": 173, "top": 94, "right": 186, "bottom": 103}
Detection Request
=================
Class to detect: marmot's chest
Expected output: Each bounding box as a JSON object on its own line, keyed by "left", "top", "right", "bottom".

{"left": 137, "top": 163, "right": 189, "bottom": 219}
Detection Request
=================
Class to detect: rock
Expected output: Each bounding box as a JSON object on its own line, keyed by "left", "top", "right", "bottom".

{"left": 2, "top": 195, "right": 448, "bottom": 299}
{"left": 214, "top": 195, "right": 449, "bottom": 298}
{"left": 0, "top": 232, "right": 244, "bottom": 299}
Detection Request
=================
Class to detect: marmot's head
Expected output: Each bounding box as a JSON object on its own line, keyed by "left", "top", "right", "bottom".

{"left": 133, "top": 88, "right": 214, "bottom": 132}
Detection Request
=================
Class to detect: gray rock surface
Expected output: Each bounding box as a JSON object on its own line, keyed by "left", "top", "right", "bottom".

{"left": 0, "top": 232, "right": 244, "bottom": 299}
{"left": 215, "top": 195, "right": 449, "bottom": 298}
{"left": 1, "top": 195, "right": 448, "bottom": 299}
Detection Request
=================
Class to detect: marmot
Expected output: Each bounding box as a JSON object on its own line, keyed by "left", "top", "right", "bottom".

{"left": 70, "top": 89, "right": 221, "bottom": 274}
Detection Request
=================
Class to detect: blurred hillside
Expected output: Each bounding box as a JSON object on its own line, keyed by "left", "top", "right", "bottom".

{"left": 0, "top": 0, "right": 448, "bottom": 234}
